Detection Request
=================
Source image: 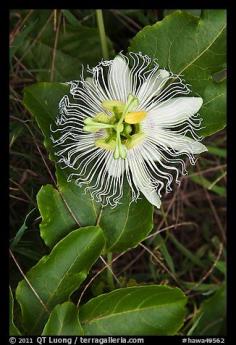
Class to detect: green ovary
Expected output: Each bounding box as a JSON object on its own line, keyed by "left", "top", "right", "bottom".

{"left": 83, "top": 95, "right": 147, "bottom": 159}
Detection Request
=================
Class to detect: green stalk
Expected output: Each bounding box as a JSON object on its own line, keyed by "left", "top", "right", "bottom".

{"left": 113, "top": 95, "right": 139, "bottom": 159}
{"left": 96, "top": 10, "right": 109, "bottom": 60}
{"left": 107, "top": 252, "right": 115, "bottom": 289}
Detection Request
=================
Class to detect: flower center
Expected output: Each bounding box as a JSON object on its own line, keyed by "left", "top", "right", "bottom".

{"left": 83, "top": 94, "right": 147, "bottom": 159}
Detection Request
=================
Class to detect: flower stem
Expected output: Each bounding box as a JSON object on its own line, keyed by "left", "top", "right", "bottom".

{"left": 96, "top": 10, "right": 109, "bottom": 60}
{"left": 107, "top": 252, "right": 115, "bottom": 289}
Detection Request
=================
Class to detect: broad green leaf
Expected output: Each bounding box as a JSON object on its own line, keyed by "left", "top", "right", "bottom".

{"left": 24, "top": 82, "right": 101, "bottom": 237}
{"left": 99, "top": 185, "right": 153, "bottom": 252}
{"left": 129, "top": 10, "right": 226, "bottom": 136}
{"left": 9, "top": 287, "right": 21, "bottom": 336}
{"left": 42, "top": 302, "right": 83, "bottom": 335}
{"left": 23, "top": 82, "right": 70, "bottom": 162}
{"left": 16, "top": 226, "right": 105, "bottom": 335}
{"left": 38, "top": 176, "right": 153, "bottom": 252}
{"left": 164, "top": 9, "right": 202, "bottom": 17}
{"left": 37, "top": 170, "right": 99, "bottom": 248}
{"left": 24, "top": 83, "right": 154, "bottom": 252}
{"left": 80, "top": 285, "right": 187, "bottom": 335}
{"left": 16, "top": 10, "right": 113, "bottom": 82}
{"left": 191, "top": 284, "right": 226, "bottom": 335}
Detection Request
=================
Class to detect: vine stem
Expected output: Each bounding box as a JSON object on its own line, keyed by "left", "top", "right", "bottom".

{"left": 10, "top": 249, "right": 49, "bottom": 313}
{"left": 96, "top": 9, "right": 109, "bottom": 60}
{"left": 107, "top": 252, "right": 115, "bottom": 289}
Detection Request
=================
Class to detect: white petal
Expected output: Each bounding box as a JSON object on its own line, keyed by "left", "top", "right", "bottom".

{"left": 139, "top": 185, "right": 161, "bottom": 208}
{"left": 108, "top": 55, "right": 132, "bottom": 102}
{"left": 152, "top": 128, "right": 207, "bottom": 154}
{"left": 147, "top": 97, "right": 203, "bottom": 127}
{"left": 140, "top": 139, "right": 162, "bottom": 162}
{"left": 127, "top": 149, "right": 161, "bottom": 208}
{"left": 137, "top": 69, "right": 170, "bottom": 107}
{"left": 175, "top": 135, "right": 208, "bottom": 154}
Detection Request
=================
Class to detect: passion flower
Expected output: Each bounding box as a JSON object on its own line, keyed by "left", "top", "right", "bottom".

{"left": 51, "top": 52, "right": 207, "bottom": 208}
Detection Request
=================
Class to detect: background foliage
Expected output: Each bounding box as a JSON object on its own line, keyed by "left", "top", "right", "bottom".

{"left": 10, "top": 9, "right": 226, "bottom": 336}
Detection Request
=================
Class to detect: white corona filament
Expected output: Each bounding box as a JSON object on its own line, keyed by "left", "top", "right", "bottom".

{"left": 50, "top": 52, "right": 207, "bottom": 208}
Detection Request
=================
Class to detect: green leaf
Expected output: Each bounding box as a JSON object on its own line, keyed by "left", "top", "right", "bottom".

{"left": 190, "top": 174, "right": 226, "bottom": 197}
{"left": 42, "top": 302, "right": 84, "bottom": 335}
{"left": 10, "top": 208, "right": 36, "bottom": 250}
{"left": 215, "top": 260, "right": 226, "bottom": 275}
{"left": 14, "top": 246, "right": 42, "bottom": 262}
{"left": 16, "top": 226, "right": 105, "bottom": 335}
{"left": 38, "top": 176, "right": 153, "bottom": 252}
{"left": 10, "top": 18, "right": 37, "bottom": 65}
{"left": 168, "top": 233, "right": 205, "bottom": 268}
{"left": 9, "top": 287, "right": 21, "bottom": 336}
{"left": 164, "top": 9, "right": 202, "bottom": 17}
{"left": 61, "top": 10, "right": 81, "bottom": 27}
{"left": 80, "top": 285, "right": 187, "bottom": 335}
{"left": 153, "top": 235, "right": 176, "bottom": 274}
{"left": 99, "top": 184, "right": 153, "bottom": 252}
{"left": 207, "top": 145, "right": 226, "bottom": 158}
{"left": 182, "top": 282, "right": 220, "bottom": 293}
{"left": 24, "top": 82, "right": 154, "bottom": 252}
{"left": 16, "top": 11, "right": 113, "bottom": 82}
{"left": 37, "top": 172, "right": 99, "bottom": 248}
{"left": 24, "top": 82, "right": 101, "bottom": 246}
{"left": 23, "top": 82, "right": 70, "bottom": 162}
{"left": 9, "top": 120, "right": 24, "bottom": 148}
{"left": 129, "top": 10, "right": 226, "bottom": 137}
{"left": 191, "top": 284, "right": 226, "bottom": 335}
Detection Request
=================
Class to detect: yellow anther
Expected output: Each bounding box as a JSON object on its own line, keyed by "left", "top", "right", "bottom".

{"left": 124, "top": 111, "right": 147, "bottom": 124}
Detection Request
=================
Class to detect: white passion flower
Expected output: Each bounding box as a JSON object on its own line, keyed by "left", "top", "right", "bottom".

{"left": 50, "top": 52, "right": 207, "bottom": 209}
